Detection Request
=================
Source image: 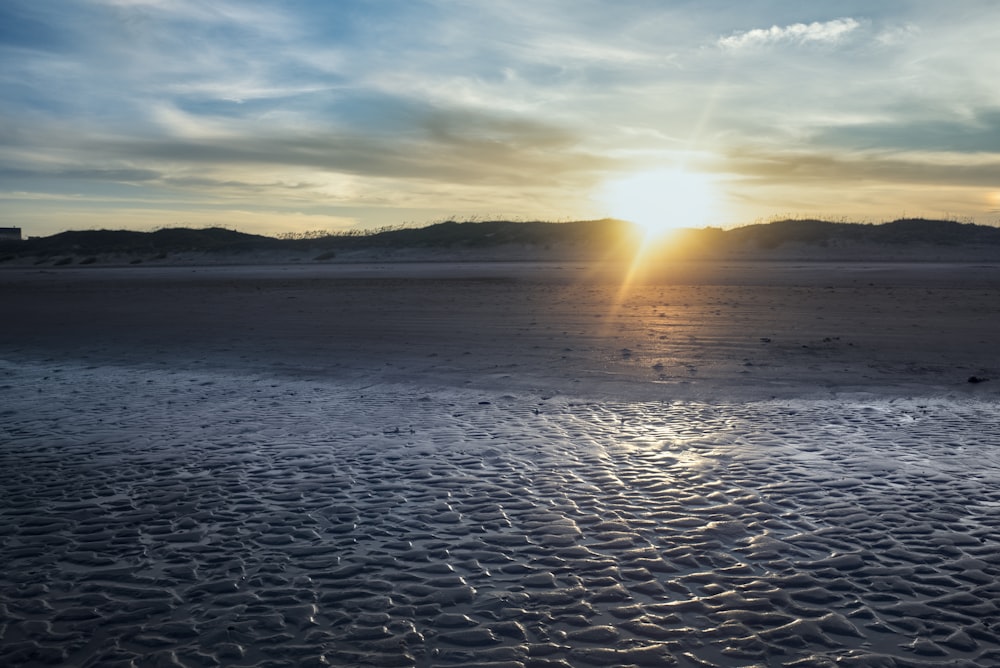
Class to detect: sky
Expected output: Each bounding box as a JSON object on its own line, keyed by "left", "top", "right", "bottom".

{"left": 2, "top": 0, "right": 1000, "bottom": 237}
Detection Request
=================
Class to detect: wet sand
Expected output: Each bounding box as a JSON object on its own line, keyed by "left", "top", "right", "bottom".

{"left": 2, "top": 260, "right": 998, "bottom": 400}
{"left": 1, "top": 260, "right": 999, "bottom": 667}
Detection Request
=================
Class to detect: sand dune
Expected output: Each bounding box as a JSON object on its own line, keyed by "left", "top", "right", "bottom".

{"left": 1, "top": 260, "right": 998, "bottom": 666}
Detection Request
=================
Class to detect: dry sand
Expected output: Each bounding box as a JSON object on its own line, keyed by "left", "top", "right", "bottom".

{"left": 1, "top": 260, "right": 999, "bottom": 667}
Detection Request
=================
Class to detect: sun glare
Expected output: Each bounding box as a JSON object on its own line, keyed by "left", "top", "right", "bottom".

{"left": 600, "top": 169, "right": 716, "bottom": 239}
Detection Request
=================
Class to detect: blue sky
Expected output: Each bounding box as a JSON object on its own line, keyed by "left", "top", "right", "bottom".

{"left": 2, "top": 0, "right": 999, "bottom": 236}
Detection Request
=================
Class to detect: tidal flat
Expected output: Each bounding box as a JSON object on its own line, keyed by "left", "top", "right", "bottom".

{"left": 1, "top": 261, "right": 998, "bottom": 666}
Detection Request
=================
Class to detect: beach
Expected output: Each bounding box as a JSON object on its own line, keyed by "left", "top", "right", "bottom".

{"left": 1, "top": 260, "right": 999, "bottom": 667}
{"left": 2, "top": 260, "right": 998, "bottom": 401}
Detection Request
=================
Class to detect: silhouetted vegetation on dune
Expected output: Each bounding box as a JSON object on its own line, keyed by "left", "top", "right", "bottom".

{"left": 722, "top": 218, "right": 1000, "bottom": 249}
{"left": 0, "top": 219, "right": 636, "bottom": 258}
{"left": 295, "top": 219, "right": 636, "bottom": 250}
{"left": 2, "top": 218, "right": 999, "bottom": 263}
{"left": 9, "top": 227, "right": 278, "bottom": 255}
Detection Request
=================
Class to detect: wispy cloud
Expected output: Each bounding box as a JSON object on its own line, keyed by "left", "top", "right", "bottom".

{"left": 726, "top": 146, "right": 1000, "bottom": 189}
{"left": 875, "top": 23, "right": 920, "bottom": 46}
{"left": 718, "top": 18, "right": 861, "bottom": 50}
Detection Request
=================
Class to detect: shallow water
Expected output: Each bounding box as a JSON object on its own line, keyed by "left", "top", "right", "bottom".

{"left": 1, "top": 360, "right": 998, "bottom": 667}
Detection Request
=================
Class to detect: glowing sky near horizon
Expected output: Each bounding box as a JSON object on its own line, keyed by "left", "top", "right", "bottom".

{"left": 2, "top": 1, "right": 1000, "bottom": 237}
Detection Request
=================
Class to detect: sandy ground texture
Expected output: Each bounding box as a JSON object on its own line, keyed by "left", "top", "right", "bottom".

{"left": 1, "top": 260, "right": 999, "bottom": 667}
{"left": 1, "top": 260, "right": 999, "bottom": 400}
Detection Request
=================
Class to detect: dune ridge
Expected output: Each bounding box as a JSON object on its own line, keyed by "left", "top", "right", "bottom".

{"left": 4, "top": 218, "right": 1000, "bottom": 267}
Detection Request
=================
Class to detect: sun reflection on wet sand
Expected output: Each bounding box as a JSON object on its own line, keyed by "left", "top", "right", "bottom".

{"left": 2, "top": 361, "right": 998, "bottom": 666}
{"left": 601, "top": 226, "right": 703, "bottom": 341}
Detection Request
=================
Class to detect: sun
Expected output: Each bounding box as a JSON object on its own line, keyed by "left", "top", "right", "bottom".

{"left": 599, "top": 168, "right": 716, "bottom": 239}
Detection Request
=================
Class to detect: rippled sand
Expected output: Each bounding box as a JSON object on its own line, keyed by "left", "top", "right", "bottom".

{"left": 2, "top": 360, "right": 998, "bottom": 667}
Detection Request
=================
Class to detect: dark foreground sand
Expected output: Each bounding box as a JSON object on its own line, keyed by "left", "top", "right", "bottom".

{"left": 1, "top": 260, "right": 999, "bottom": 667}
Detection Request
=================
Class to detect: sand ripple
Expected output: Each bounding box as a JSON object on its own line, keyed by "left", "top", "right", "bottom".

{"left": 1, "top": 360, "right": 998, "bottom": 667}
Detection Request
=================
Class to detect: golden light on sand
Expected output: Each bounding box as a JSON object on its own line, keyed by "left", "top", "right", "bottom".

{"left": 600, "top": 168, "right": 716, "bottom": 240}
